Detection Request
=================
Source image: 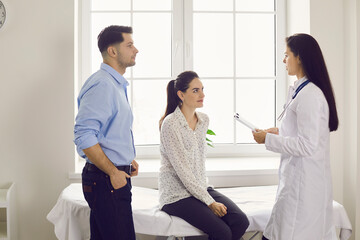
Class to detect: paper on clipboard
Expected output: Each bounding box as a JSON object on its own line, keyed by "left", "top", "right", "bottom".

{"left": 234, "top": 113, "right": 258, "bottom": 131}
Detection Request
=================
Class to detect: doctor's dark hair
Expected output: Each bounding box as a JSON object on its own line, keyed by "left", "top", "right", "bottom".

{"left": 159, "top": 71, "right": 199, "bottom": 130}
{"left": 286, "top": 33, "right": 339, "bottom": 132}
{"left": 97, "top": 25, "right": 133, "bottom": 54}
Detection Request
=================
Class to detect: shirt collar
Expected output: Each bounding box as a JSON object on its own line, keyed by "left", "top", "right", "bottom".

{"left": 293, "top": 76, "right": 308, "bottom": 89}
{"left": 174, "top": 106, "right": 204, "bottom": 128}
{"left": 100, "top": 63, "right": 129, "bottom": 87}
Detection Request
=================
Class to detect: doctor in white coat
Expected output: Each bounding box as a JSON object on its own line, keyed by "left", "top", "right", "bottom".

{"left": 253, "top": 33, "right": 339, "bottom": 240}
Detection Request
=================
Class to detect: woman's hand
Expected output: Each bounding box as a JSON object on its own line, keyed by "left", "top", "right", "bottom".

{"left": 253, "top": 129, "right": 267, "bottom": 144}
{"left": 265, "top": 127, "right": 279, "bottom": 135}
{"left": 208, "top": 202, "right": 227, "bottom": 217}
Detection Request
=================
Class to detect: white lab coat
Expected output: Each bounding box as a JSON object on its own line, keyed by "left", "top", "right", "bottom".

{"left": 263, "top": 77, "right": 336, "bottom": 240}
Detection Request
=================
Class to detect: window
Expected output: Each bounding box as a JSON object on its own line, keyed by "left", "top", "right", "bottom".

{"left": 76, "top": 0, "right": 286, "bottom": 159}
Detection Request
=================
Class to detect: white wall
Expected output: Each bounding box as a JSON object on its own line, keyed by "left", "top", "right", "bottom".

{"left": 0, "top": 0, "right": 358, "bottom": 239}
{"left": 0, "top": 0, "right": 75, "bottom": 239}
{"left": 357, "top": 1, "right": 360, "bottom": 238}
{"left": 343, "top": 0, "right": 360, "bottom": 239}
{"left": 343, "top": 0, "right": 359, "bottom": 239}
{"left": 287, "top": 0, "right": 310, "bottom": 35}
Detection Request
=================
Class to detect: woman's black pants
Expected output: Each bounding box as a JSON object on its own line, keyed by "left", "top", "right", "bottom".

{"left": 162, "top": 187, "right": 249, "bottom": 240}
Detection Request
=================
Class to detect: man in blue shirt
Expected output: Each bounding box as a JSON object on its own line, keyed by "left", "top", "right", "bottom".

{"left": 74, "top": 25, "right": 139, "bottom": 240}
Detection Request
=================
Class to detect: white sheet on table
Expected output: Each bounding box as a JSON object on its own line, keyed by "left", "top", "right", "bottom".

{"left": 47, "top": 184, "right": 90, "bottom": 240}
{"left": 47, "top": 184, "right": 352, "bottom": 240}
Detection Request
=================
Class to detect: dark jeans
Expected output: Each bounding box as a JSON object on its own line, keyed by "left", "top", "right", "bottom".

{"left": 82, "top": 165, "right": 135, "bottom": 240}
{"left": 162, "top": 188, "right": 249, "bottom": 240}
{"left": 262, "top": 236, "right": 269, "bottom": 240}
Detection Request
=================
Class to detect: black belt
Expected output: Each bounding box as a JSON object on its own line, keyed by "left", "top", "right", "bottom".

{"left": 85, "top": 162, "right": 132, "bottom": 175}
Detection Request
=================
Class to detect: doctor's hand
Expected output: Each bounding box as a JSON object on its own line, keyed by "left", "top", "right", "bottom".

{"left": 131, "top": 159, "right": 139, "bottom": 177}
{"left": 209, "top": 202, "right": 227, "bottom": 217}
{"left": 253, "top": 129, "right": 267, "bottom": 144}
{"left": 265, "top": 127, "right": 279, "bottom": 135}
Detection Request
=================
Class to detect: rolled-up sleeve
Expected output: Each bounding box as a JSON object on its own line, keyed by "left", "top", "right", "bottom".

{"left": 74, "top": 81, "right": 114, "bottom": 151}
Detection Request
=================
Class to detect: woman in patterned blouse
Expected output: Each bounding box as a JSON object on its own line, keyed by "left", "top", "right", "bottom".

{"left": 158, "top": 71, "right": 249, "bottom": 240}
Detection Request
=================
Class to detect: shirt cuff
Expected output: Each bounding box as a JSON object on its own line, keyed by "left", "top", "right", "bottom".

{"left": 203, "top": 194, "right": 215, "bottom": 206}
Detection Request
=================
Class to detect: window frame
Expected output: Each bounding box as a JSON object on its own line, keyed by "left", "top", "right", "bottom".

{"left": 75, "top": 0, "right": 286, "bottom": 161}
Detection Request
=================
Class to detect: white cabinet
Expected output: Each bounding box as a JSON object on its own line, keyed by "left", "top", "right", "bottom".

{"left": 0, "top": 183, "right": 16, "bottom": 240}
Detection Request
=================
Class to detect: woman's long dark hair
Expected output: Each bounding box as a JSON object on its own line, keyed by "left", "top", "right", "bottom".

{"left": 159, "top": 71, "right": 199, "bottom": 130}
{"left": 286, "top": 33, "right": 339, "bottom": 131}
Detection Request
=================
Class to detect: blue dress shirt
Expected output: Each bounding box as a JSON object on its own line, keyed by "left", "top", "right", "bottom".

{"left": 74, "top": 63, "right": 135, "bottom": 166}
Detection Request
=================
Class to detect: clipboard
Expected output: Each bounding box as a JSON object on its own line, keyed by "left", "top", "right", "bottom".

{"left": 234, "top": 113, "right": 258, "bottom": 131}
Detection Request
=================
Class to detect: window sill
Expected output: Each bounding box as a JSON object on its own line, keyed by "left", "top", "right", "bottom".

{"left": 69, "top": 156, "right": 280, "bottom": 180}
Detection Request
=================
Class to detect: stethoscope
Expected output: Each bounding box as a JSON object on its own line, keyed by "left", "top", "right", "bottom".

{"left": 277, "top": 80, "right": 310, "bottom": 121}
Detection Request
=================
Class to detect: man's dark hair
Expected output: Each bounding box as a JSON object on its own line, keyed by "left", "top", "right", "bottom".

{"left": 97, "top": 25, "right": 133, "bottom": 53}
